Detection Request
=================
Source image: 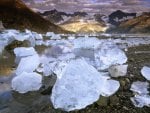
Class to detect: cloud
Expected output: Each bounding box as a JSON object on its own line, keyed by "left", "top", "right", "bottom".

{"left": 23, "top": 0, "right": 150, "bottom": 14}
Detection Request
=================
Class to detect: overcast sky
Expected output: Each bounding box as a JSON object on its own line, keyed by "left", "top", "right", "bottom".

{"left": 23, "top": 0, "right": 150, "bottom": 14}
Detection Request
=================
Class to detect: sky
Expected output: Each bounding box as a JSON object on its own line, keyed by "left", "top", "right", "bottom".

{"left": 23, "top": 0, "right": 150, "bottom": 14}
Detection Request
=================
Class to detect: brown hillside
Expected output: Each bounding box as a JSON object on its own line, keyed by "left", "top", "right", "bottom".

{"left": 0, "top": 0, "right": 68, "bottom": 33}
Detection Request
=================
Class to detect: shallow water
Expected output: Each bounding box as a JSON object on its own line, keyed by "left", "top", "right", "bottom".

{"left": 0, "top": 50, "right": 15, "bottom": 77}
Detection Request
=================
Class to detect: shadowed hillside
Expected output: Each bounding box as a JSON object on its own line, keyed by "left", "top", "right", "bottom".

{"left": 0, "top": 0, "right": 68, "bottom": 33}
{"left": 107, "top": 12, "right": 150, "bottom": 34}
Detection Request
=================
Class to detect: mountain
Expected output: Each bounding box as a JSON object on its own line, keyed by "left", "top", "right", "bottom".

{"left": 107, "top": 12, "right": 150, "bottom": 33}
{"left": 39, "top": 9, "right": 88, "bottom": 24}
{"left": 39, "top": 9, "right": 69, "bottom": 23}
{"left": 109, "top": 10, "right": 136, "bottom": 26}
{"left": 0, "top": 0, "right": 67, "bottom": 33}
{"left": 59, "top": 16, "right": 107, "bottom": 33}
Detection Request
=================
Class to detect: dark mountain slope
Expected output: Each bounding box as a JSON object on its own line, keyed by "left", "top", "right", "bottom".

{"left": 0, "top": 0, "right": 68, "bottom": 33}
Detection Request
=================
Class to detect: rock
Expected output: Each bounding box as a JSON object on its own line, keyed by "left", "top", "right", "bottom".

{"left": 109, "top": 95, "right": 120, "bottom": 106}
{"left": 11, "top": 72, "right": 42, "bottom": 93}
{"left": 96, "top": 96, "right": 108, "bottom": 106}
{"left": 40, "top": 75, "right": 57, "bottom": 95}
{"left": 108, "top": 65, "right": 128, "bottom": 77}
{"left": 5, "top": 40, "right": 30, "bottom": 52}
{"left": 141, "top": 66, "right": 150, "bottom": 81}
{"left": 0, "top": 21, "right": 5, "bottom": 30}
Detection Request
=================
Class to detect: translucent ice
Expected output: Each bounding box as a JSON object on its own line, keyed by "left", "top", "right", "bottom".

{"left": 141, "top": 66, "right": 150, "bottom": 81}
{"left": 14, "top": 47, "right": 37, "bottom": 57}
{"left": 100, "top": 79, "right": 120, "bottom": 97}
{"left": 73, "top": 37, "right": 102, "bottom": 49}
{"left": 51, "top": 58, "right": 120, "bottom": 111}
{"left": 16, "top": 54, "right": 40, "bottom": 75}
{"left": 108, "top": 65, "right": 128, "bottom": 77}
{"left": 131, "top": 95, "right": 150, "bottom": 108}
{"left": 95, "top": 42, "right": 127, "bottom": 70}
{"left": 130, "top": 81, "right": 149, "bottom": 95}
{"left": 12, "top": 72, "right": 42, "bottom": 93}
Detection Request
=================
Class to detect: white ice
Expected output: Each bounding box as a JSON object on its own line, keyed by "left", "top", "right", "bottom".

{"left": 108, "top": 65, "right": 128, "bottom": 77}
{"left": 14, "top": 47, "right": 37, "bottom": 57}
{"left": 100, "top": 79, "right": 120, "bottom": 97}
{"left": 95, "top": 41, "right": 127, "bottom": 70}
{"left": 11, "top": 72, "right": 42, "bottom": 93}
{"left": 51, "top": 58, "right": 120, "bottom": 111}
{"left": 131, "top": 95, "right": 150, "bottom": 108}
{"left": 130, "top": 81, "right": 149, "bottom": 95}
{"left": 15, "top": 54, "right": 40, "bottom": 75}
{"left": 141, "top": 66, "right": 150, "bottom": 81}
{"left": 73, "top": 37, "right": 102, "bottom": 49}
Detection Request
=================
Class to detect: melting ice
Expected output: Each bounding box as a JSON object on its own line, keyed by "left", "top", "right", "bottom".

{"left": 2, "top": 29, "right": 148, "bottom": 111}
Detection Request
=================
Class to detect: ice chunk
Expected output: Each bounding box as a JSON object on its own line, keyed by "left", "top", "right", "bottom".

{"left": 68, "top": 36, "right": 75, "bottom": 40}
{"left": 14, "top": 47, "right": 37, "bottom": 57}
{"left": 11, "top": 72, "right": 42, "bottom": 93}
{"left": 95, "top": 42, "right": 127, "bottom": 70}
{"left": 16, "top": 54, "right": 40, "bottom": 75}
{"left": 100, "top": 79, "right": 120, "bottom": 97}
{"left": 51, "top": 58, "right": 119, "bottom": 111}
{"left": 33, "top": 32, "right": 43, "bottom": 40}
{"left": 108, "top": 65, "right": 128, "bottom": 77}
{"left": 73, "top": 37, "right": 102, "bottom": 49}
{"left": 45, "top": 32, "right": 55, "bottom": 37}
{"left": 131, "top": 95, "right": 150, "bottom": 108}
{"left": 130, "top": 81, "right": 149, "bottom": 95}
{"left": 51, "top": 59, "right": 104, "bottom": 111}
{"left": 43, "top": 62, "right": 57, "bottom": 76}
{"left": 51, "top": 34, "right": 61, "bottom": 40}
{"left": 141, "top": 66, "right": 150, "bottom": 81}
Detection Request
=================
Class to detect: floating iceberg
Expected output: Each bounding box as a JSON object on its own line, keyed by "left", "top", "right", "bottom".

{"left": 141, "top": 66, "right": 150, "bottom": 81}
{"left": 12, "top": 72, "right": 42, "bottom": 93}
{"left": 16, "top": 54, "right": 40, "bottom": 75}
{"left": 51, "top": 58, "right": 120, "bottom": 111}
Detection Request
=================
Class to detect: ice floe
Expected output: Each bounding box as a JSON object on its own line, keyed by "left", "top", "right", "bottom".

{"left": 141, "top": 66, "right": 150, "bottom": 81}
{"left": 11, "top": 72, "right": 42, "bottom": 93}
